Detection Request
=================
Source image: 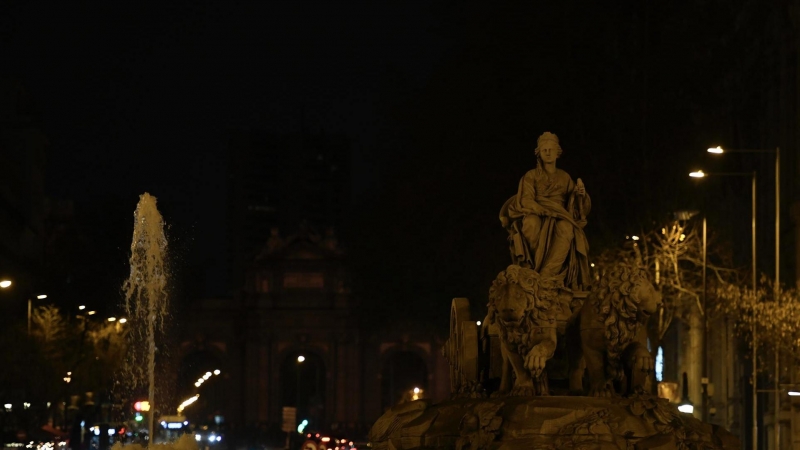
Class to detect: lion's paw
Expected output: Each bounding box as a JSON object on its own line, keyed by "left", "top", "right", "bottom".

{"left": 589, "top": 383, "right": 616, "bottom": 398}
{"left": 509, "top": 385, "right": 536, "bottom": 397}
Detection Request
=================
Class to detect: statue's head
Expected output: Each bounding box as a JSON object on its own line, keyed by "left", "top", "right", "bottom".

{"left": 489, "top": 265, "right": 546, "bottom": 328}
{"left": 534, "top": 132, "right": 562, "bottom": 164}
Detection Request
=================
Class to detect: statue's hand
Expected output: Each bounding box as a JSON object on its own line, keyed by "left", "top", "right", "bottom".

{"left": 525, "top": 343, "right": 552, "bottom": 378}
{"left": 575, "top": 185, "right": 586, "bottom": 196}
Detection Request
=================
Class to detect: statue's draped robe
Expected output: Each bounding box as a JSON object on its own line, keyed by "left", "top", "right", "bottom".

{"left": 500, "top": 167, "right": 591, "bottom": 289}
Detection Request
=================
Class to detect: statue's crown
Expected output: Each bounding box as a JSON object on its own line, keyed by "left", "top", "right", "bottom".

{"left": 537, "top": 131, "right": 559, "bottom": 146}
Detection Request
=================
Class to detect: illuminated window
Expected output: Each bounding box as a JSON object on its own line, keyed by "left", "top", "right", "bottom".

{"left": 655, "top": 346, "right": 664, "bottom": 382}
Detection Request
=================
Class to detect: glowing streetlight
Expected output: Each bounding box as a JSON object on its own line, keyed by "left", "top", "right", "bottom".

{"left": 677, "top": 372, "right": 694, "bottom": 414}
{"left": 707, "top": 146, "right": 724, "bottom": 154}
{"left": 36, "top": 294, "right": 47, "bottom": 299}
{"left": 707, "top": 145, "right": 780, "bottom": 450}
{"left": 213, "top": 369, "right": 220, "bottom": 375}
{"left": 0, "top": 280, "right": 11, "bottom": 288}
{"left": 119, "top": 318, "right": 127, "bottom": 324}
{"left": 297, "top": 355, "right": 305, "bottom": 363}
{"left": 789, "top": 391, "right": 800, "bottom": 397}
{"left": 78, "top": 305, "right": 86, "bottom": 310}
{"left": 87, "top": 311, "right": 96, "bottom": 315}
{"left": 689, "top": 170, "right": 706, "bottom": 178}
{"left": 108, "top": 317, "right": 116, "bottom": 322}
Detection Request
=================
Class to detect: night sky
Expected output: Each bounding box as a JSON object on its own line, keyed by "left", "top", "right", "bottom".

{"left": 1, "top": 2, "right": 789, "bottom": 325}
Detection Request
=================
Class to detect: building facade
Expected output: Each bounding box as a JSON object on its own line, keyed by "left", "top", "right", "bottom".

{"left": 179, "top": 224, "right": 450, "bottom": 440}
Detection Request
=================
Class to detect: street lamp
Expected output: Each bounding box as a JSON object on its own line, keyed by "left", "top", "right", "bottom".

{"left": 678, "top": 372, "right": 695, "bottom": 414}
{"left": 0, "top": 280, "right": 11, "bottom": 289}
{"left": 689, "top": 170, "right": 757, "bottom": 424}
{"left": 707, "top": 145, "right": 779, "bottom": 450}
{"left": 27, "top": 293, "right": 48, "bottom": 336}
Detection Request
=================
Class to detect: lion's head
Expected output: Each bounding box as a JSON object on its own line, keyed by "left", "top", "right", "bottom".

{"left": 488, "top": 265, "right": 557, "bottom": 330}
{"left": 591, "top": 264, "right": 662, "bottom": 376}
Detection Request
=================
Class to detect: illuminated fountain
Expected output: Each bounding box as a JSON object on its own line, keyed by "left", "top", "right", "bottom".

{"left": 121, "top": 193, "right": 170, "bottom": 444}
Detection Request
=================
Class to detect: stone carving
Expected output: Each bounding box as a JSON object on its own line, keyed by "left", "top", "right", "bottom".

{"left": 455, "top": 402, "right": 504, "bottom": 450}
{"left": 370, "top": 132, "right": 740, "bottom": 450}
{"left": 499, "top": 132, "right": 591, "bottom": 290}
{"left": 443, "top": 298, "right": 481, "bottom": 397}
{"left": 485, "top": 265, "right": 558, "bottom": 396}
{"left": 567, "top": 264, "right": 662, "bottom": 397}
{"left": 369, "top": 396, "right": 739, "bottom": 450}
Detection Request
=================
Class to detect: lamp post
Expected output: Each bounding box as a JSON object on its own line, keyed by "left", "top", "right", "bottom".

{"left": 27, "top": 294, "right": 48, "bottom": 336}
{"left": 708, "top": 145, "right": 779, "bottom": 449}
{"left": 690, "top": 170, "right": 757, "bottom": 438}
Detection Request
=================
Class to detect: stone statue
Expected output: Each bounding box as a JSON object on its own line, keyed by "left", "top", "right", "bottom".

{"left": 499, "top": 132, "right": 591, "bottom": 290}
{"left": 369, "top": 130, "right": 741, "bottom": 450}
{"left": 567, "top": 264, "right": 662, "bottom": 397}
{"left": 485, "top": 265, "right": 558, "bottom": 396}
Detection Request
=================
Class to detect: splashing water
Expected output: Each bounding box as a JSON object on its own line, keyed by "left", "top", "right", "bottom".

{"left": 123, "top": 193, "right": 169, "bottom": 443}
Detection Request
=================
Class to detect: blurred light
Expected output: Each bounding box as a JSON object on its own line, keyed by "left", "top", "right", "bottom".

{"left": 208, "top": 434, "right": 216, "bottom": 442}
{"left": 93, "top": 428, "right": 100, "bottom": 437}
{"left": 184, "top": 421, "right": 188, "bottom": 425}
{"left": 0, "top": 280, "right": 11, "bottom": 288}
{"left": 476, "top": 321, "right": 481, "bottom": 326}
{"left": 631, "top": 236, "right": 640, "bottom": 241}
{"left": 297, "top": 355, "right": 306, "bottom": 363}
{"left": 87, "top": 311, "right": 96, "bottom": 315}
{"left": 789, "top": 391, "right": 800, "bottom": 396}
{"left": 4, "top": 404, "right": 11, "bottom": 412}
{"left": 108, "top": 429, "right": 115, "bottom": 436}
{"left": 680, "top": 234, "right": 686, "bottom": 241}
{"left": 413, "top": 387, "right": 420, "bottom": 394}
{"left": 195, "top": 435, "right": 201, "bottom": 442}
{"left": 119, "top": 318, "right": 127, "bottom": 324}
{"left": 177, "top": 395, "right": 199, "bottom": 413}
{"left": 216, "top": 437, "right": 221, "bottom": 442}
{"left": 678, "top": 403, "right": 694, "bottom": 414}
{"left": 134, "top": 401, "right": 150, "bottom": 412}
{"left": 194, "top": 382, "right": 201, "bottom": 387}
{"left": 321, "top": 437, "right": 331, "bottom": 443}
{"left": 78, "top": 305, "right": 86, "bottom": 310}
{"left": 135, "top": 413, "right": 143, "bottom": 422}
{"left": 203, "top": 372, "right": 212, "bottom": 380}
{"left": 36, "top": 294, "right": 47, "bottom": 299}
{"left": 23, "top": 402, "right": 30, "bottom": 410}
{"left": 166, "top": 423, "right": 183, "bottom": 429}
{"left": 108, "top": 317, "right": 116, "bottom": 322}
{"left": 707, "top": 146, "right": 724, "bottom": 154}
{"left": 689, "top": 170, "right": 706, "bottom": 178}
{"left": 590, "top": 263, "right": 595, "bottom": 267}
{"left": 213, "top": 369, "right": 221, "bottom": 375}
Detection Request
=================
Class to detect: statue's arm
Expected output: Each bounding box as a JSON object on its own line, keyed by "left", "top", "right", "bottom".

{"left": 568, "top": 176, "right": 592, "bottom": 219}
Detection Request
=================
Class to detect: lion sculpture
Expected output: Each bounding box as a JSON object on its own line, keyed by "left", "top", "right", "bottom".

{"left": 567, "top": 264, "right": 662, "bottom": 397}
{"left": 485, "top": 264, "right": 559, "bottom": 396}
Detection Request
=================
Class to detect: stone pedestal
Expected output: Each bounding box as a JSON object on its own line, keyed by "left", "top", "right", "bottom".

{"left": 369, "top": 395, "right": 740, "bottom": 450}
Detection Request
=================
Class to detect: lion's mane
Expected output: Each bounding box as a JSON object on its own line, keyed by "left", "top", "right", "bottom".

{"left": 590, "top": 264, "right": 650, "bottom": 380}
{"left": 488, "top": 265, "right": 558, "bottom": 354}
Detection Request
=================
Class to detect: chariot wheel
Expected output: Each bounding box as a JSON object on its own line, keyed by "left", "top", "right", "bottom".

{"left": 446, "top": 298, "right": 479, "bottom": 393}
